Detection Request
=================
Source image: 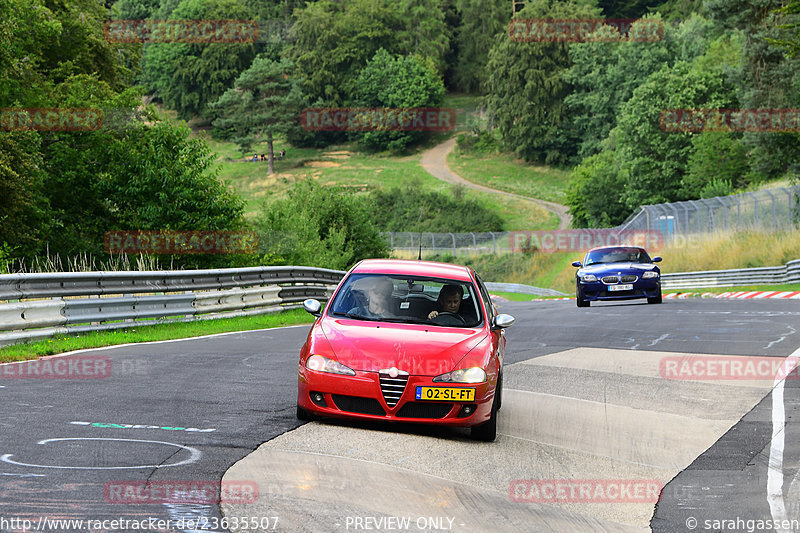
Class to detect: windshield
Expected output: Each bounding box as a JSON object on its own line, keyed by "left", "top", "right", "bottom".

{"left": 328, "top": 273, "right": 483, "bottom": 327}
{"left": 584, "top": 247, "right": 652, "bottom": 266}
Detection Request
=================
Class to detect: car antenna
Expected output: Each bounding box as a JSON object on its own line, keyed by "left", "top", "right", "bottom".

{"left": 418, "top": 231, "right": 423, "bottom": 260}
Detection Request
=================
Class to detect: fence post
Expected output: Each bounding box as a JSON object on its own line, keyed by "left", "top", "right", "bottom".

{"left": 763, "top": 189, "right": 776, "bottom": 230}
{"left": 450, "top": 233, "right": 456, "bottom": 256}
{"left": 715, "top": 197, "right": 727, "bottom": 229}
{"left": 744, "top": 192, "right": 759, "bottom": 228}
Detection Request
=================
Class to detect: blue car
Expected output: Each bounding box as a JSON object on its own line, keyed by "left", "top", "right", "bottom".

{"left": 572, "top": 246, "right": 662, "bottom": 307}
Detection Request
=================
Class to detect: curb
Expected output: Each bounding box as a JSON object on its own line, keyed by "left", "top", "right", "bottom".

{"left": 528, "top": 291, "right": 800, "bottom": 302}
{"left": 664, "top": 291, "right": 800, "bottom": 299}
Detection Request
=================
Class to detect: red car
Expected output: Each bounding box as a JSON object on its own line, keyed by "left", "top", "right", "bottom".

{"left": 297, "top": 259, "right": 514, "bottom": 441}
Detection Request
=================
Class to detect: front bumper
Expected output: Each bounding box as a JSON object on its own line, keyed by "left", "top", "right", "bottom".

{"left": 297, "top": 366, "right": 495, "bottom": 427}
{"left": 578, "top": 279, "right": 661, "bottom": 301}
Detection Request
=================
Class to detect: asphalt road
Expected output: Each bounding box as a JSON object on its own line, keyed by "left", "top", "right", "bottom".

{"left": 1, "top": 299, "right": 798, "bottom": 532}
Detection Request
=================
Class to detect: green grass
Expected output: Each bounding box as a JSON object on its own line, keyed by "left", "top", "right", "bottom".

{"left": 447, "top": 149, "right": 572, "bottom": 204}
{"left": 210, "top": 137, "right": 557, "bottom": 230}
{"left": 489, "top": 291, "right": 558, "bottom": 302}
{"left": 0, "top": 308, "right": 313, "bottom": 363}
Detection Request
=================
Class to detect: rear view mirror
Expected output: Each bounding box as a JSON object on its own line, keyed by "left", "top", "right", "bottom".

{"left": 652, "top": 257, "right": 662, "bottom": 262}
{"left": 571, "top": 261, "right": 582, "bottom": 267}
{"left": 493, "top": 314, "right": 515, "bottom": 329}
{"left": 303, "top": 298, "right": 322, "bottom": 316}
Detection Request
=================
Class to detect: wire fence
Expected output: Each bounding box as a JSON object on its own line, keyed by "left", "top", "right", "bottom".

{"left": 386, "top": 186, "right": 800, "bottom": 257}
{"left": 617, "top": 186, "right": 800, "bottom": 239}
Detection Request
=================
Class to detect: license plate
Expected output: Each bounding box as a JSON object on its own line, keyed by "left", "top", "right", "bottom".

{"left": 415, "top": 386, "right": 475, "bottom": 402}
{"left": 608, "top": 284, "right": 634, "bottom": 291}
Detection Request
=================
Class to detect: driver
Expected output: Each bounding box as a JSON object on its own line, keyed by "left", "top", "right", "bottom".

{"left": 428, "top": 284, "right": 463, "bottom": 320}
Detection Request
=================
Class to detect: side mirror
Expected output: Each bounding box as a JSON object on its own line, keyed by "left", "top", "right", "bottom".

{"left": 493, "top": 314, "right": 515, "bottom": 329}
{"left": 571, "top": 261, "right": 582, "bottom": 267}
{"left": 652, "top": 257, "right": 662, "bottom": 263}
{"left": 303, "top": 298, "right": 322, "bottom": 316}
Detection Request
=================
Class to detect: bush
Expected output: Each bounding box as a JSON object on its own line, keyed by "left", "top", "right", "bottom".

{"left": 455, "top": 130, "right": 501, "bottom": 154}
{"left": 254, "top": 181, "right": 389, "bottom": 270}
{"left": 369, "top": 183, "right": 504, "bottom": 233}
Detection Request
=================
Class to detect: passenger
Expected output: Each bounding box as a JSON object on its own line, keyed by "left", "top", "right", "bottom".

{"left": 348, "top": 276, "right": 395, "bottom": 318}
{"left": 428, "top": 284, "right": 464, "bottom": 320}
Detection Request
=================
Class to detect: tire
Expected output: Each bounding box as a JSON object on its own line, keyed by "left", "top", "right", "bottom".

{"left": 496, "top": 372, "right": 503, "bottom": 411}
{"left": 576, "top": 297, "right": 590, "bottom": 308}
{"left": 647, "top": 292, "right": 662, "bottom": 304}
{"left": 470, "top": 389, "right": 499, "bottom": 442}
{"left": 296, "top": 404, "right": 315, "bottom": 421}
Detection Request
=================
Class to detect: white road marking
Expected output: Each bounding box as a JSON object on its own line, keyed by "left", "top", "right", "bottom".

{"left": 0, "top": 437, "right": 201, "bottom": 470}
{"left": 767, "top": 347, "right": 800, "bottom": 532}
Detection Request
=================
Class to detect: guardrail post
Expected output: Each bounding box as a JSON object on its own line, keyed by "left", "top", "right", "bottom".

{"left": 450, "top": 232, "right": 456, "bottom": 256}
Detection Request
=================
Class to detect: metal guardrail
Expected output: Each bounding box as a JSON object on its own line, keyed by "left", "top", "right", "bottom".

{"left": 0, "top": 266, "right": 346, "bottom": 347}
{"left": 661, "top": 259, "right": 800, "bottom": 290}
{"left": 2, "top": 260, "right": 796, "bottom": 347}
{"left": 484, "top": 282, "right": 567, "bottom": 297}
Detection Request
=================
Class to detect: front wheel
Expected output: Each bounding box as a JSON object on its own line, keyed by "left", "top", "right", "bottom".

{"left": 576, "top": 296, "right": 590, "bottom": 307}
{"left": 470, "top": 389, "right": 499, "bottom": 442}
{"left": 647, "top": 292, "right": 662, "bottom": 304}
{"left": 296, "top": 404, "right": 316, "bottom": 421}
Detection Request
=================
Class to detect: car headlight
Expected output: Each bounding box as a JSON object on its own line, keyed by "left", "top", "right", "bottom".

{"left": 305, "top": 355, "right": 356, "bottom": 376}
{"left": 642, "top": 271, "right": 659, "bottom": 279}
{"left": 580, "top": 274, "right": 597, "bottom": 282}
{"left": 433, "top": 367, "right": 487, "bottom": 383}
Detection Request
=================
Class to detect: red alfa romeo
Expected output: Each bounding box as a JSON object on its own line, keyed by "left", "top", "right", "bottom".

{"left": 297, "top": 259, "right": 514, "bottom": 441}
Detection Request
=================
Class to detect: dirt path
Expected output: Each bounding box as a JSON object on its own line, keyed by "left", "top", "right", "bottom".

{"left": 420, "top": 137, "right": 573, "bottom": 229}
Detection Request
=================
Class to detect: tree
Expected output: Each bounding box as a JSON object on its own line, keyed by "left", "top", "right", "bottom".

{"left": 452, "top": 0, "right": 509, "bottom": 93}
{"left": 564, "top": 15, "right": 677, "bottom": 160}
{"left": 683, "top": 132, "right": 749, "bottom": 197}
{"left": 288, "top": 0, "right": 407, "bottom": 106}
{"left": 616, "top": 61, "right": 737, "bottom": 209}
{"left": 564, "top": 14, "right": 722, "bottom": 160}
{"left": 706, "top": 0, "right": 800, "bottom": 180}
{"left": 565, "top": 150, "right": 630, "bottom": 228}
{"left": 352, "top": 48, "right": 446, "bottom": 152}
{"left": 399, "top": 0, "right": 452, "bottom": 76}
{"left": 484, "top": 0, "right": 602, "bottom": 165}
{"left": 211, "top": 57, "right": 305, "bottom": 173}
{"left": 142, "top": 0, "right": 257, "bottom": 119}
{"left": 0, "top": 132, "right": 51, "bottom": 257}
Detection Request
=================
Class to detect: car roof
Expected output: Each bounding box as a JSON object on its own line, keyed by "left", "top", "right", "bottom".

{"left": 349, "top": 259, "right": 475, "bottom": 282}
{"left": 585, "top": 245, "right": 648, "bottom": 253}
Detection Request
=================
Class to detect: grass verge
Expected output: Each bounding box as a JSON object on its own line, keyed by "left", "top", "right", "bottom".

{"left": 0, "top": 308, "right": 312, "bottom": 363}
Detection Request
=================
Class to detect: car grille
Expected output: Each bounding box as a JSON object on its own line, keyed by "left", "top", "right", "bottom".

{"left": 379, "top": 369, "right": 409, "bottom": 407}
{"left": 601, "top": 276, "right": 619, "bottom": 284}
{"left": 396, "top": 402, "right": 453, "bottom": 419}
{"left": 621, "top": 275, "right": 638, "bottom": 283}
{"left": 331, "top": 395, "right": 386, "bottom": 416}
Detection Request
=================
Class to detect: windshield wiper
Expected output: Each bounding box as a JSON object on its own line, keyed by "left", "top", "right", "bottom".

{"left": 331, "top": 311, "right": 378, "bottom": 321}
